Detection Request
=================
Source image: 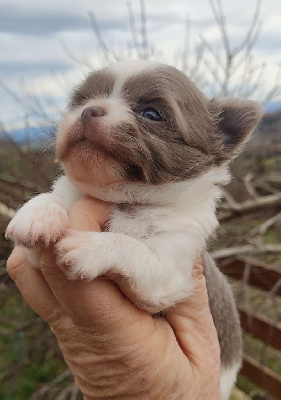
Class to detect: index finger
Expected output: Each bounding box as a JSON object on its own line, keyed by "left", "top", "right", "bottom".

{"left": 7, "top": 246, "right": 65, "bottom": 325}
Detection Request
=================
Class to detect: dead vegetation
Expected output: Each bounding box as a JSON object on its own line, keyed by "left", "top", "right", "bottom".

{"left": 0, "top": 1, "right": 280, "bottom": 399}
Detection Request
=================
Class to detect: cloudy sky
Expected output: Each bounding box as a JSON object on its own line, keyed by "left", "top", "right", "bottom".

{"left": 1, "top": 0, "right": 281, "bottom": 131}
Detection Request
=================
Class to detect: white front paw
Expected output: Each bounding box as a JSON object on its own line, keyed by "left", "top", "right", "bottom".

{"left": 6, "top": 201, "right": 69, "bottom": 248}
{"left": 55, "top": 230, "right": 193, "bottom": 314}
{"left": 56, "top": 230, "right": 107, "bottom": 280}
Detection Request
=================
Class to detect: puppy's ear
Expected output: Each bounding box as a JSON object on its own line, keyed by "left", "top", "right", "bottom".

{"left": 211, "top": 97, "right": 264, "bottom": 162}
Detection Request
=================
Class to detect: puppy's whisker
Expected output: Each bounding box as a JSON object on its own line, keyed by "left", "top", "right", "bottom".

{"left": 132, "top": 136, "right": 152, "bottom": 160}
{"left": 38, "top": 138, "right": 56, "bottom": 157}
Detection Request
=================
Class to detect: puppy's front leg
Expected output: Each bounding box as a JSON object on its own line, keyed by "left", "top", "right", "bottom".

{"left": 6, "top": 193, "right": 70, "bottom": 248}
{"left": 56, "top": 230, "right": 192, "bottom": 312}
{"left": 6, "top": 176, "right": 82, "bottom": 248}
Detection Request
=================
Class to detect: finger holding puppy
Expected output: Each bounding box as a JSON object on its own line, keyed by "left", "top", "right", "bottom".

{"left": 7, "top": 196, "right": 221, "bottom": 400}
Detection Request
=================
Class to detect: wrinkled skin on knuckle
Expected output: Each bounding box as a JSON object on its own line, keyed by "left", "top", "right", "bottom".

{"left": 51, "top": 315, "right": 188, "bottom": 399}
{"left": 57, "top": 330, "right": 156, "bottom": 398}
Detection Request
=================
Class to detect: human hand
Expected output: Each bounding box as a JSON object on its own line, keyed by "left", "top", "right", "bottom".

{"left": 7, "top": 197, "right": 221, "bottom": 400}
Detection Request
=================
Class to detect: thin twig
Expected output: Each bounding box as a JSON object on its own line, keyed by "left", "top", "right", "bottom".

{"left": 88, "top": 12, "right": 119, "bottom": 63}
{"left": 140, "top": 0, "right": 149, "bottom": 59}
{"left": 211, "top": 244, "right": 281, "bottom": 259}
{"left": 249, "top": 212, "right": 281, "bottom": 236}
{"left": 127, "top": 1, "right": 142, "bottom": 59}
{"left": 244, "top": 173, "right": 259, "bottom": 199}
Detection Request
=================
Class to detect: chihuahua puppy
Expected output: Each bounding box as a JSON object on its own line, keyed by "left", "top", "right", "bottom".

{"left": 7, "top": 60, "right": 264, "bottom": 399}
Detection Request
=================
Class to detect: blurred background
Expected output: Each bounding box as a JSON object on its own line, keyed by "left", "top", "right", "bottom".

{"left": 0, "top": 0, "right": 281, "bottom": 399}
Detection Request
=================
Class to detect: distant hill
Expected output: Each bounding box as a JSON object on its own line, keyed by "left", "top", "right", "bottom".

{"left": 265, "top": 101, "right": 281, "bottom": 114}
{"left": 0, "top": 125, "right": 56, "bottom": 144}
{"left": 259, "top": 110, "right": 281, "bottom": 135}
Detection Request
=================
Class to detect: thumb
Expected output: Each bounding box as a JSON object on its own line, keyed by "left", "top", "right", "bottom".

{"left": 166, "top": 264, "right": 221, "bottom": 371}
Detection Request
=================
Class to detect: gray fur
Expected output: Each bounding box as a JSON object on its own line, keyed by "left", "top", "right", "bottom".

{"left": 66, "top": 64, "right": 263, "bottom": 184}
{"left": 203, "top": 251, "right": 242, "bottom": 368}
{"left": 68, "top": 68, "right": 116, "bottom": 110}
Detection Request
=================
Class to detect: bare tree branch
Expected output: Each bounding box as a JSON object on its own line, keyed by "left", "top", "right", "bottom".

{"left": 181, "top": 14, "right": 191, "bottom": 74}
{"left": 0, "top": 202, "right": 16, "bottom": 219}
{"left": 60, "top": 39, "right": 94, "bottom": 69}
{"left": 127, "top": 1, "right": 142, "bottom": 59}
{"left": 209, "top": 0, "right": 231, "bottom": 56}
{"left": 232, "top": 0, "right": 262, "bottom": 56}
{"left": 140, "top": 0, "right": 149, "bottom": 59}
{"left": 244, "top": 173, "right": 259, "bottom": 199}
{"left": 249, "top": 212, "right": 281, "bottom": 236}
{"left": 220, "top": 191, "right": 281, "bottom": 218}
{"left": 211, "top": 244, "right": 281, "bottom": 259}
{"left": 29, "top": 370, "right": 73, "bottom": 400}
{"left": 88, "top": 12, "right": 120, "bottom": 63}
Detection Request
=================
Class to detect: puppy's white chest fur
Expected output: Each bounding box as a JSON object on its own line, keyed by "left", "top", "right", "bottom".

{"left": 108, "top": 204, "right": 155, "bottom": 237}
{"left": 104, "top": 167, "right": 226, "bottom": 245}
{"left": 52, "top": 168, "right": 226, "bottom": 311}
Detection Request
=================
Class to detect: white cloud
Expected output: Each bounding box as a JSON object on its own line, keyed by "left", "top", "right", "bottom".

{"left": 1, "top": 0, "right": 281, "bottom": 130}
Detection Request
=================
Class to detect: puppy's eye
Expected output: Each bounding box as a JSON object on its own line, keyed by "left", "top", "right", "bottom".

{"left": 140, "top": 108, "right": 163, "bottom": 121}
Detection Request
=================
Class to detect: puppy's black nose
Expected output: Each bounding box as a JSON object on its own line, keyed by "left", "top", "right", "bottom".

{"left": 81, "top": 106, "right": 106, "bottom": 121}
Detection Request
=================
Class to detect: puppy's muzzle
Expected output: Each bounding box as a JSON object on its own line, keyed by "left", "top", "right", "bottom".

{"left": 81, "top": 106, "right": 106, "bottom": 122}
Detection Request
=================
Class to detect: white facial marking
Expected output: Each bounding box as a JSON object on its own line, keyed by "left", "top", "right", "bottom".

{"left": 109, "top": 60, "right": 160, "bottom": 99}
